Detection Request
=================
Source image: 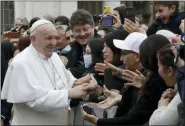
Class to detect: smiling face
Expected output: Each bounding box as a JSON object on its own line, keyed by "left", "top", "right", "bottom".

{"left": 154, "top": 4, "right": 176, "bottom": 24}
{"left": 31, "top": 23, "right": 58, "bottom": 58}
{"left": 120, "top": 50, "right": 139, "bottom": 70}
{"left": 72, "top": 24, "right": 94, "bottom": 45}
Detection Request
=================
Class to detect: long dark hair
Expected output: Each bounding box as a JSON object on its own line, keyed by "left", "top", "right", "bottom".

{"left": 104, "top": 29, "right": 129, "bottom": 66}
{"left": 88, "top": 38, "right": 104, "bottom": 68}
{"left": 139, "top": 34, "right": 171, "bottom": 73}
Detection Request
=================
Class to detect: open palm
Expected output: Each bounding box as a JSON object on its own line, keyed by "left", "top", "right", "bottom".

{"left": 97, "top": 86, "right": 122, "bottom": 109}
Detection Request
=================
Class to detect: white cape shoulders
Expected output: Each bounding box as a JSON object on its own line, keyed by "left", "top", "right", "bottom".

{"left": 1, "top": 44, "right": 75, "bottom": 103}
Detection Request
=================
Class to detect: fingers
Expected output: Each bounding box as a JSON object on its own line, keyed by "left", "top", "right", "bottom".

{"left": 98, "top": 73, "right": 104, "bottom": 76}
{"left": 124, "top": 83, "right": 134, "bottom": 87}
{"left": 135, "top": 69, "right": 142, "bottom": 76}
{"left": 122, "top": 76, "right": 133, "bottom": 82}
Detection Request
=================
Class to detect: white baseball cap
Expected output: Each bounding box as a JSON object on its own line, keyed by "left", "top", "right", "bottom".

{"left": 113, "top": 32, "right": 147, "bottom": 53}
{"left": 156, "top": 30, "right": 176, "bottom": 43}
{"left": 30, "top": 19, "right": 52, "bottom": 33}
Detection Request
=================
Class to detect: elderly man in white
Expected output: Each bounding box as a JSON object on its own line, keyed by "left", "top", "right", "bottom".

{"left": 1, "top": 19, "right": 97, "bottom": 125}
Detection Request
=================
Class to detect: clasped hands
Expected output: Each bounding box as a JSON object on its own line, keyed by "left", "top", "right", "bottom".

{"left": 69, "top": 74, "right": 101, "bottom": 99}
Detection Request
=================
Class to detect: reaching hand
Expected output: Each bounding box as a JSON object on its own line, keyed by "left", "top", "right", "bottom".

{"left": 97, "top": 86, "right": 122, "bottom": 109}
{"left": 81, "top": 106, "right": 98, "bottom": 125}
{"left": 68, "top": 85, "right": 87, "bottom": 99}
{"left": 95, "top": 63, "right": 107, "bottom": 76}
{"left": 83, "top": 74, "right": 99, "bottom": 94}
{"left": 123, "top": 18, "right": 140, "bottom": 33}
{"left": 104, "top": 60, "right": 123, "bottom": 76}
{"left": 122, "top": 69, "right": 146, "bottom": 89}
{"left": 74, "top": 74, "right": 91, "bottom": 86}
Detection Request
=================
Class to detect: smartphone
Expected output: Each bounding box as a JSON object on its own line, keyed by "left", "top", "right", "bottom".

{"left": 104, "top": 68, "right": 113, "bottom": 89}
{"left": 102, "top": 16, "right": 114, "bottom": 27}
{"left": 124, "top": 8, "right": 136, "bottom": 22}
{"left": 81, "top": 104, "right": 96, "bottom": 116}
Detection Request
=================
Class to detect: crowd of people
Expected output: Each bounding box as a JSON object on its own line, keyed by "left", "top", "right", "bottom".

{"left": 1, "top": 1, "right": 185, "bottom": 126}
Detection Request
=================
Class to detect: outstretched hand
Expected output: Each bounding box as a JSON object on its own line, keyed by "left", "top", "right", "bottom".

{"left": 97, "top": 85, "right": 122, "bottom": 109}
{"left": 122, "top": 69, "right": 146, "bottom": 89}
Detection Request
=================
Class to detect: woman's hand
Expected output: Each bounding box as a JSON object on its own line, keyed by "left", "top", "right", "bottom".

{"left": 112, "top": 15, "right": 122, "bottom": 28}
{"left": 81, "top": 106, "right": 98, "bottom": 125}
{"left": 95, "top": 63, "right": 107, "bottom": 76}
{"left": 97, "top": 86, "right": 122, "bottom": 109}
{"left": 122, "top": 70, "right": 146, "bottom": 89}
{"left": 123, "top": 18, "right": 140, "bottom": 33}
{"left": 73, "top": 74, "right": 91, "bottom": 86}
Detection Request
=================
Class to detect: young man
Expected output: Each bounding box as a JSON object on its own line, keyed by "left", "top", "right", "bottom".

{"left": 69, "top": 9, "right": 100, "bottom": 78}
{"left": 147, "top": 1, "right": 185, "bottom": 36}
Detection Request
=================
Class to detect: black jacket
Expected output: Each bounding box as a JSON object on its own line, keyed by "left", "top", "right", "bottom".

{"left": 147, "top": 11, "right": 185, "bottom": 36}
{"left": 97, "top": 73, "right": 167, "bottom": 125}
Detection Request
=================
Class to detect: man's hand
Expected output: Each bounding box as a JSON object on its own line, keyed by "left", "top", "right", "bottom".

{"left": 73, "top": 74, "right": 91, "bottom": 86}
{"left": 68, "top": 85, "right": 87, "bottom": 99}
{"left": 123, "top": 18, "right": 140, "bottom": 33}
{"left": 97, "top": 86, "right": 122, "bottom": 109}
{"left": 122, "top": 70, "right": 146, "bottom": 89}
{"left": 104, "top": 60, "right": 123, "bottom": 76}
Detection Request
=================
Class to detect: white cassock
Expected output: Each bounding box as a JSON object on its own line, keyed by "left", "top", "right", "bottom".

{"left": 1, "top": 44, "right": 76, "bottom": 125}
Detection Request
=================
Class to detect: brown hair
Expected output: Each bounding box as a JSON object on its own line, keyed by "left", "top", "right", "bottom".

{"left": 153, "top": 1, "right": 179, "bottom": 12}
{"left": 69, "top": 9, "right": 94, "bottom": 29}
{"left": 17, "top": 36, "right": 31, "bottom": 52}
{"left": 157, "top": 44, "right": 176, "bottom": 69}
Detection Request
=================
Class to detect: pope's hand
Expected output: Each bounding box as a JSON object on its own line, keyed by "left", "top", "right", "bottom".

{"left": 68, "top": 85, "right": 87, "bottom": 99}
{"left": 97, "top": 85, "right": 122, "bottom": 109}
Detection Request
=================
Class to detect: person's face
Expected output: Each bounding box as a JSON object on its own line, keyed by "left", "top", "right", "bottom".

{"left": 65, "top": 30, "right": 75, "bottom": 44}
{"left": 102, "top": 42, "right": 113, "bottom": 63}
{"left": 72, "top": 24, "right": 94, "bottom": 45}
{"left": 10, "top": 38, "right": 19, "bottom": 47}
{"left": 32, "top": 24, "right": 58, "bottom": 58}
{"left": 113, "top": 10, "right": 121, "bottom": 25}
{"left": 157, "top": 57, "right": 175, "bottom": 87}
{"left": 55, "top": 29, "right": 68, "bottom": 49}
{"left": 120, "top": 50, "right": 139, "bottom": 70}
{"left": 154, "top": 4, "right": 176, "bottom": 23}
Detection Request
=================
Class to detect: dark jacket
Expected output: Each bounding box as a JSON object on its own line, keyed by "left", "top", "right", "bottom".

{"left": 1, "top": 40, "right": 14, "bottom": 126}
{"left": 177, "top": 102, "right": 185, "bottom": 126}
{"left": 147, "top": 11, "right": 185, "bottom": 36}
{"left": 176, "top": 66, "right": 185, "bottom": 103}
{"left": 97, "top": 73, "right": 167, "bottom": 125}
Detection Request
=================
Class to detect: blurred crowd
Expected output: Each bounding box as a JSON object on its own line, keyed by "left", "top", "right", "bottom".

{"left": 1, "top": 1, "right": 185, "bottom": 126}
